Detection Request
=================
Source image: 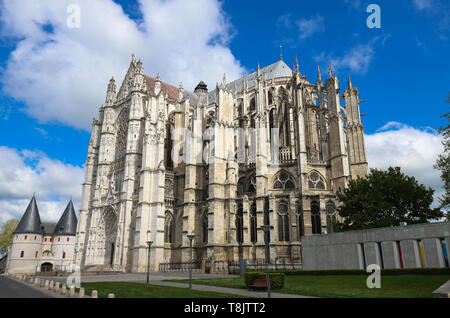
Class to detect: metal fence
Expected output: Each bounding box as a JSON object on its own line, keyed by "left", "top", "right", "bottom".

{"left": 159, "top": 258, "right": 302, "bottom": 273}
{"left": 158, "top": 261, "right": 202, "bottom": 272}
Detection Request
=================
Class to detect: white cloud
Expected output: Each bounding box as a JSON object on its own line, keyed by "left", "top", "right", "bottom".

{"left": 344, "top": 0, "right": 362, "bottom": 9}
{"left": 365, "top": 122, "right": 444, "bottom": 207}
{"left": 296, "top": 16, "right": 324, "bottom": 40}
{"left": 0, "top": 0, "right": 246, "bottom": 130}
{"left": 314, "top": 37, "right": 380, "bottom": 75}
{"left": 0, "top": 146, "right": 84, "bottom": 224}
{"left": 413, "top": 0, "right": 433, "bottom": 10}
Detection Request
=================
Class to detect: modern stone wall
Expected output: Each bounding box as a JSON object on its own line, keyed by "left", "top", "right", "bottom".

{"left": 302, "top": 222, "right": 450, "bottom": 270}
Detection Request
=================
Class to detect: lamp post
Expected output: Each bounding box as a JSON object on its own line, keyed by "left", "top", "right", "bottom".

{"left": 146, "top": 241, "right": 153, "bottom": 284}
{"left": 261, "top": 225, "right": 273, "bottom": 298}
{"left": 187, "top": 234, "right": 195, "bottom": 289}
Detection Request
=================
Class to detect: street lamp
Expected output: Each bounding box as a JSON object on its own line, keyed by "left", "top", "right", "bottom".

{"left": 260, "top": 225, "right": 273, "bottom": 298}
{"left": 187, "top": 234, "right": 196, "bottom": 289}
{"left": 146, "top": 241, "right": 153, "bottom": 284}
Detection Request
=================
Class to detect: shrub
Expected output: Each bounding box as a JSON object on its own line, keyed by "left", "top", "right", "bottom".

{"left": 244, "top": 272, "right": 285, "bottom": 290}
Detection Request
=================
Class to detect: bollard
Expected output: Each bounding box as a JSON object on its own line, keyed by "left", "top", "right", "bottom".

{"left": 54, "top": 282, "right": 60, "bottom": 292}
{"left": 49, "top": 281, "right": 54, "bottom": 290}
{"left": 44, "top": 280, "right": 49, "bottom": 289}
{"left": 107, "top": 293, "right": 115, "bottom": 298}
{"left": 91, "top": 290, "right": 98, "bottom": 298}
{"left": 79, "top": 287, "right": 85, "bottom": 298}
{"left": 69, "top": 286, "right": 75, "bottom": 297}
{"left": 61, "top": 285, "right": 67, "bottom": 295}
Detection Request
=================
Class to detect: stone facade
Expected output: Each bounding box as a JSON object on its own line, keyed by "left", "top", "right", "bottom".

{"left": 75, "top": 55, "right": 368, "bottom": 272}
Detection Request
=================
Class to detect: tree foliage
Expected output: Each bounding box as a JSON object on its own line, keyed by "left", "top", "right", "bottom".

{"left": 336, "top": 167, "right": 443, "bottom": 231}
{"left": 0, "top": 218, "right": 19, "bottom": 255}
{"left": 433, "top": 93, "right": 450, "bottom": 218}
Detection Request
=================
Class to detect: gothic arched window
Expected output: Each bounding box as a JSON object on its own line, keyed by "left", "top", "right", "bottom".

{"left": 311, "top": 201, "right": 321, "bottom": 234}
{"left": 236, "top": 200, "right": 244, "bottom": 243}
{"left": 249, "top": 97, "right": 256, "bottom": 112}
{"left": 325, "top": 201, "right": 337, "bottom": 233}
{"left": 268, "top": 90, "right": 273, "bottom": 105}
{"left": 273, "top": 170, "right": 295, "bottom": 189}
{"left": 203, "top": 211, "right": 208, "bottom": 243}
{"left": 277, "top": 200, "right": 290, "bottom": 242}
{"left": 307, "top": 171, "right": 326, "bottom": 190}
{"left": 164, "top": 212, "right": 175, "bottom": 244}
{"left": 247, "top": 174, "right": 256, "bottom": 193}
{"left": 250, "top": 202, "right": 257, "bottom": 243}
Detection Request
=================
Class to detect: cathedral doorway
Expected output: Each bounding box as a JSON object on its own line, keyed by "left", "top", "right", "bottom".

{"left": 100, "top": 207, "right": 118, "bottom": 266}
{"left": 41, "top": 262, "right": 53, "bottom": 272}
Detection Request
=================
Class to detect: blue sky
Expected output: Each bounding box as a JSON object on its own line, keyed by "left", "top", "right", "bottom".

{"left": 0, "top": 0, "right": 448, "bottom": 224}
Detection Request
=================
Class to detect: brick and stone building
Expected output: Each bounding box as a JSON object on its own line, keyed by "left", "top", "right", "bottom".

{"left": 75, "top": 54, "right": 368, "bottom": 272}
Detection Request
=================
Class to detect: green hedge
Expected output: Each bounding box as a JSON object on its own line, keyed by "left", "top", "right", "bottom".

{"left": 244, "top": 272, "right": 285, "bottom": 289}
{"left": 261, "top": 267, "right": 450, "bottom": 276}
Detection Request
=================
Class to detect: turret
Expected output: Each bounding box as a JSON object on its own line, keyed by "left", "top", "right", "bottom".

{"left": 8, "top": 196, "right": 43, "bottom": 274}
{"left": 344, "top": 72, "right": 368, "bottom": 178}
{"left": 53, "top": 200, "right": 78, "bottom": 269}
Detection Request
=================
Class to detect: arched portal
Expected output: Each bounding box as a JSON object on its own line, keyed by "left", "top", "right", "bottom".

{"left": 100, "top": 207, "right": 118, "bottom": 266}
{"left": 41, "top": 262, "right": 53, "bottom": 272}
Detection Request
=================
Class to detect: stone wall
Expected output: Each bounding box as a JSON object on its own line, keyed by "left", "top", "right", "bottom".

{"left": 302, "top": 222, "right": 450, "bottom": 270}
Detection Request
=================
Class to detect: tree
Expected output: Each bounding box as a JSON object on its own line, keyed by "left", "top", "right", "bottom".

{"left": 0, "top": 218, "right": 19, "bottom": 255}
{"left": 433, "top": 93, "right": 450, "bottom": 219}
{"left": 335, "top": 167, "right": 443, "bottom": 231}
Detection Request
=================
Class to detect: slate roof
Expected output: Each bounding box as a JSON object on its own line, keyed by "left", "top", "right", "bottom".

{"left": 53, "top": 200, "right": 78, "bottom": 236}
{"left": 208, "top": 59, "right": 292, "bottom": 102}
{"left": 41, "top": 222, "right": 57, "bottom": 236}
{"left": 14, "top": 196, "right": 43, "bottom": 235}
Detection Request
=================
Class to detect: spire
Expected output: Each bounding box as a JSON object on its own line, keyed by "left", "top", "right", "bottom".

{"left": 279, "top": 44, "right": 283, "bottom": 61}
{"left": 222, "top": 73, "right": 226, "bottom": 88}
{"left": 257, "top": 62, "right": 261, "bottom": 77}
{"left": 328, "top": 62, "right": 333, "bottom": 78}
{"left": 348, "top": 72, "right": 353, "bottom": 89}
{"left": 107, "top": 77, "right": 116, "bottom": 93}
{"left": 53, "top": 200, "right": 78, "bottom": 236}
{"left": 294, "top": 55, "right": 299, "bottom": 72}
{"left": 14, "top": 196, "right": 43, "bottom": 234}
{"left": 136, "top": 59, "right": 144, "bottom": 74}
{"left": 317, "top": 65, "right": 322, "bottom": 82}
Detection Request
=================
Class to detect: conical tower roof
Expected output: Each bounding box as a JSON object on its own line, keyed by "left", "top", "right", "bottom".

{"left": 53, "top": 200, "right": 78, "bottom": 236}
{"left": 14, "top": 196, "right": 43, "bottom": 234}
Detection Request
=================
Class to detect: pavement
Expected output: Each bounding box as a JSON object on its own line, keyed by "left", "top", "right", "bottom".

{"left": 0, "top": 276, "right": 52, "bottom": 298}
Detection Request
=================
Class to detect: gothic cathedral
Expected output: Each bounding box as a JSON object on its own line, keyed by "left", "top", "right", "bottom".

{"left": 75, "top": 54, "right": 368, "bottom": 272}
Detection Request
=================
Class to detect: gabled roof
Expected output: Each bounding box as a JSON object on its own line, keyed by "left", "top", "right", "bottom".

{"left": 53, "top": 200, "right": 78, "bottom": 236}
{"left": 144, "top": 75, "right": 198, "bottom": 105}
{"left": 14, "top": 196, "right": 43, "bottom": 235}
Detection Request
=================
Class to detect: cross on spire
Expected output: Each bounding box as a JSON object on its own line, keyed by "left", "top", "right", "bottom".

{"left": 279, "top": 45, "right": 283, "bottom": 61}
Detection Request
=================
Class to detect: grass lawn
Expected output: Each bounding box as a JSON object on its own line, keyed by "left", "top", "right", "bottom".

{"left": 78, "top": 282, "right": 247, "bottom": 298}
{"left": 169, "top": 274, "right": 450, "bottom": 298}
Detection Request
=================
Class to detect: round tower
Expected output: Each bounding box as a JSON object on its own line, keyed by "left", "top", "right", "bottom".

{"left": 7, "top": 196, "right": 43, "bottom": 274}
